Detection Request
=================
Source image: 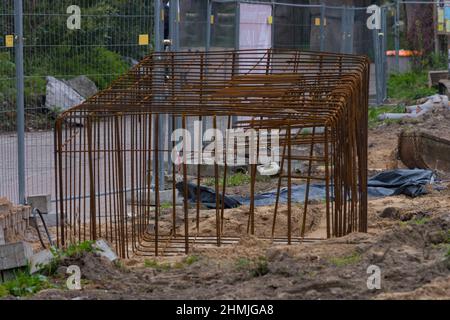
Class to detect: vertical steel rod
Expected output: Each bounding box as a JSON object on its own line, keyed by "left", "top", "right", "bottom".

{"left": 14, "top": 0, "right": 25, "bottom": 204}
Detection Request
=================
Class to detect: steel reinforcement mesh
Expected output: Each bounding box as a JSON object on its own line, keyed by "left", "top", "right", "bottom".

{"left": 55, "top": 49, "right": 369, "bottom": 257}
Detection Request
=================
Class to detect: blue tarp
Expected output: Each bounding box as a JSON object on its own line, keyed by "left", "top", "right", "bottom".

{"left": 176, "top": 169, "right": 435, "bottom": 209}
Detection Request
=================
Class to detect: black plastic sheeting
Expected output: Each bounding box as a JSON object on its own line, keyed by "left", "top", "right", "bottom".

{"left": 175, "top": 182, "right": 241, "bottom": 209}
{"left": 365, "top": 169, "right": 434, "bottom": 198}
{"left": 176, "top": 169, "right": 435, "bottom": 209}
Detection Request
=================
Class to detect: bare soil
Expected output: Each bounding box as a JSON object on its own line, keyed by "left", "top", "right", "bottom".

{"left": 30, "top": 209, "right": 450, "bottom": 300}
{"left": 5, "top": 109, "right": 450, "bottom": 300}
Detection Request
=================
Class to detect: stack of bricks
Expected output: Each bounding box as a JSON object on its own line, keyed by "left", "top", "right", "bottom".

{"left": 0, "top": 197, "right": 31, "bottom": 244}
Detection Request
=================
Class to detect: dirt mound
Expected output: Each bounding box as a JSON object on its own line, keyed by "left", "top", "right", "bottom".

{"left": 369, "top": 107, "right": 450, "bottom": 171}
{"left": 57, "top": 252, "right": 124, "bottom": 282}
{"left": 375, "top": 276, "right": 450, "bottom": 300}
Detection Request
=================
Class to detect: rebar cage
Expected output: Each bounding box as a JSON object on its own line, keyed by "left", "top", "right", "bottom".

{"left": 55, "top": 49, "right": 369, "bottom": 257}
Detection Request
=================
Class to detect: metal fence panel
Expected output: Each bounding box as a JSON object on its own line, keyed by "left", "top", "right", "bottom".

{"left": 179, "top": 0, "right": 207, "bottom": 49}
{"left": 0, "top": 0, "right": 154, "bottom": 205}
{"left": 273, "top": 2, "right": 312, "bottom": 50}
{"left": 3, "top": 0, "right": 444, "bottom": 207}
{"left": 211, "top": 1, "right": 237, "bottom": 50}
{"left": 0, "top": 0, "right": 18, "bottom": 203}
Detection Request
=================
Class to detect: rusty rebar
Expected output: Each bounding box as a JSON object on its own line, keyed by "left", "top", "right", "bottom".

{"left": 55, "top": 49, "right": 369, "bottom": 257}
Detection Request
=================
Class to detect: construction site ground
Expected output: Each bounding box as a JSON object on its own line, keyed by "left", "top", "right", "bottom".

{"left": 5, "top": 108, "right": 450, "bottom": 300}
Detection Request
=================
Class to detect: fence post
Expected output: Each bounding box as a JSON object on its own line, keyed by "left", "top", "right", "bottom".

{"left": 206, "top": 0, "right": 212, "bottom": 52}
{"left": 153, "top": 0, "right": 165, "bottom": 190}
{"left": 395, "top": 0, "right": 400, "bottom": 72}
{"left": 167, "top": 0, "right": 179, "bottom": 176}
{"left": 168, "top": 0, "right": 179, "bottom": 50}
{"left": 373, "top": 27, "right": 381, "bottom": 105}
{"left": 14, "top": 0, "right": 25, "bottom": 204}
{"left": 320, "top": 4, "right": 325, "bottom": 52}
{"left": 235, "top": 1, "right": 240, "bottom": 51}
{"left": 382, "top": 6, "right": 388, "bottom": 101}
{"left": 270, "top": 0, "right": 275, "bottom": 48}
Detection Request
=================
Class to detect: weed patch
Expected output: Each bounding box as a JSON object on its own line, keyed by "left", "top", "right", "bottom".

{"left": 144, "top": 259, "right": 171, "bottom": 271}
{"left": 0, "top": 271, "right": 52, "bottom": 297}
{"left": 236, "top": 256, "right": 269, "bottom": 277}
{"left": 184, "top": 255, "right": 200, "bottom": 265}
{"left": 329, "top": 252, "right": 361, "bottom": 267}
{"left": 409, "top": 217, "right": 430, "bottom": 226}
{"left": 388, "top": 71, "right": 436, "bottom": 103}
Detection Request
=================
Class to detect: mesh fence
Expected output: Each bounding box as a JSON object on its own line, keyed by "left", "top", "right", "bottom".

{"left": 0, "top": 0, "right": 17, "bottom": 202}
{"left": 1, "top": 0, "right": 445, "bottom": 206}
{"left": 210, "top": 2, "right": 237, "bottom": 49}
{"left": 0, "top": 1, "right": 154, "bottom": 204}
{"left": 176, "top": 0, "right": 390, "bottom": 106}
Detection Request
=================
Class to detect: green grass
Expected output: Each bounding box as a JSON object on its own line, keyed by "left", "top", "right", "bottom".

{"left": 61, "top": 241, "right": 97, "bottom": 257}
{"left": 428, "top": 52, "right": 448, "bottom": 70}
{"left": 0, "top": 284, "right": 8, "bottom": 298}
{"left": 204, "top": 172, "right": 251, "bottom": 187}
{"left": 329, "top": 252, "right": 361, "bottom": 267}
{"left": 235, "top": 256, "right": 269, "bottom": 277}
{"left": 409, "top": 217, "right": 431, "bottom": 226}
{"left": 250, "top": 257, "right": 269, "bottom": 277}
{"left": 0, "top": 271, "right": 52, "bottom": 297}
{"left": 144, "top": 255, "right": 201, "bottom": 271}
{"left": 160, "top": 201, "right": 173, "bottom": 210}
{"left": 144, "top": 259, "right": 172, "bottom": 271}
{"left": 236, "top": 257, "right": 252, "bottom": 269}
{"left": 368, "top": 105, "right": 406, "bottom": 128}
{"left": 203, "top": 172, "right": 272, "bottom": 188}
{"left": 387, "top": 71, "right": 437, "bottom": 103}
{"left": 184, "top": 255, "right": 200, "bottom": 265}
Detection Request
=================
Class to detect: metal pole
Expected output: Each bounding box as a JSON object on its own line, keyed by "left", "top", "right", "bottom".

{"left": 170, "top": 0, "right": 180, "bottom": 50}
{"left": 395, "top": 0, "right": 400, "bottom": 72}
{"left": 153, "top": 0, "right": 165, "bottom": 190}
{"left": 206, "top": 0, "right": 212, "bottom": 52}
{"left": 271, "top": 0, "right": 275, "bottom": 48}
{"left": 373, "top": 27, "right": 382, "bottom": 105}
{"left": 204, "top": 0, "right": 212, "bottom": 135}
{"left": 320, "top": 4, "right": 325, "bottom": 51}
{"left": 382, "top": 6, "right": 388, "bottom": 101}
{"left": 154, "top": 0, "right": 162, "bottom": 51}
{"left": 170, "top": 0, "right": 182, "bottom": 138}
{"left": 433, "top": 2, "right": 438, "bottom": 55}
{"left": 14, "top": 0, "right": 25, "bottom": 204}
{"left": 167, "top": 0, "right": 179, "bottom": 176}
{"left": 232, "top": 1, "right": 240, "bottom": 126}
{"left": 235, "top": 1, "right": 240, "bottom": 51}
